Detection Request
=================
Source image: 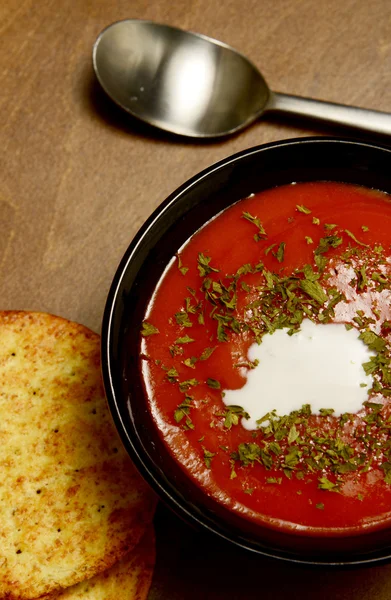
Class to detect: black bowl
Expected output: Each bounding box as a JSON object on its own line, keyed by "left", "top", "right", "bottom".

{"left": 102, "top": 137, "right": 391, "bottom": 566}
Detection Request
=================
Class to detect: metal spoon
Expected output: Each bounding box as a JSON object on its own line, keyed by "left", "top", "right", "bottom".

{"left": 93, "top": 20, "right": 391, "bottom": 139}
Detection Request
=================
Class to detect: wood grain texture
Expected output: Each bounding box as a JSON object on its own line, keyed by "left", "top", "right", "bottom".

{"left": 1, "top": 0, "right": 391, "bottom": 597}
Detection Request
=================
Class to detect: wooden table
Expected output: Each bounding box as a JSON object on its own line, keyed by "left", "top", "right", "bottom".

{"left": 2, "top": 1, "right": 391, "bottom": 597}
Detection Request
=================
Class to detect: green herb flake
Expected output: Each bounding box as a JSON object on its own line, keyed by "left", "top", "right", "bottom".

{"left": 179, "top": 379, "right": 199, "bottom": 392}
{"left": 381, "top": 462, "right": 391, "bottom": 484}
{"left": 316, "top": 502, "right": 325, "bottom": 510}
{"left": 265, "top": 243, "right": 277, "bottom": 256}
{"left": 184, "top": 417, "right": 194, "bottom": 430}
{"left": 242, "top": 211, "right": 267, "bottom": 241}
{"left": 199, "top": 347, "right": 216, "bottom": 361}
{"left": 174, "top": 396, "right": 193, "bottom": 423}
{"left": 359, "top": 330, "right": 387, "bottom": 353}
{"left": 296, "top": 204, "right": 311, "bottom": 214}
{"left": 202, "top": 447, "right": 216, "bottom": 469}
{"left": 300, "top": 279, "right": 328, "bottom": 304}
{"left": 303, "top": 264, "right": 319, "bottom": 282}
{"left": 175, "top": 335, "right": 195, "bottom": 344}
{"left": 273, "top": 242, "right": 286, "bottom": 263}
{"left": 312, "top": 217, "right": 320, "bottom": 225}
{"left": 183, "top": 357, "right": 197, "bottom": 369}
{"left": 236, "top": 263, "right": 254, "bottom": 277}
{"left": 344, "top": 229, "right": 369, "bottom": 248}
{"left": 318, "top": 476, "right": 339, "bottom": 491}
{"left": 319, "top": 408, "right": 334, "bottom": 416}
{"left": 314, "top": 254, "right": 327, "bottom": 272}
{"left": 234, "top": 359, "right": 260, "bottom": 370}
{"left": 197, "top": 253, "right": 219, "bottom": 277}
{"left": 141, "top": 321, "right": 159, "bottom": 336}
{"left": 315, "top": 235, "right": 343, "bottom": 255}
{"left": 266, "top": 477, "right": 282, "bottom": 485}
{"left": 212, "top": 281, "right": 223, "bottom": 294}
{"left": 216, "top": 318, "right": 228, "bottom": 343}
{"left": 207, "top": 378, "right": 221, "bottom": 389}
{"left": 268, "top": 441, "right": 282, "bottom": 456}
{"left": 236, "top": 442, "right": 261, "bottom": 466}
{"left": 372, "top": 272, "right": 388, "bottom": 285}
{"left": 361, "top": 225, "right": 369, "bottom": 233}
{"left": 177, "top": 254, "right": 189, "bottom": 276}
{"left": 224, "top": 405, "right": 250, "bottom": 429}
{"left": 324, "top": 223, "right": 337, "bottom": 231}
{"left": 175, "top": 312, "right": 193, "bottom": 328}
{"left": 288, "top": 424, "right": 300, "bottom": 444}
{"left": 262, "top": 268, "right": 275, "bottom": 289}
{"left": 173, "top": 409, "right": 185, "bottom": 423}
{"left": 305, "top": 236, "right": 313, "bottom": 245}
{"left": 166, "top": 367, "right": 179, "bottom": 382}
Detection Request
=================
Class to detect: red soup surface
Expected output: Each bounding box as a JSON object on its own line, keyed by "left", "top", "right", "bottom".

{"left": 140, "top": 181, "right": 391, "bottom": 535}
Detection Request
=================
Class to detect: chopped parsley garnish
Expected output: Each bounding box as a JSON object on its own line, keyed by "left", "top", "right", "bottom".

{"left": 197, "top": 253, "right": 219, "bottom": 277}
{"left": 175, "top": 334, "right": 195, "bottom": 344}
{"left": 315, "top": 235, "right": 343, "bottom": 255}
{"left": 300, "top": 279, "right": 328, "bottom": 304}
{"left": 183, "top": 357, "right": 197, "bottom": 369}
{"left": 175, "top": 311, "right": 193, "bottom": 328}
{"left": 177, "top": 254, "right": 189, "bottom": 275}
{"left": 224, "top": 405, "right": 250, "bottom": 429}
{"left": 318, "top": 477, "right": 339, "bottom": 492}
{"left": 202, "top": 447, "right": 216, "bottom": 468}
{"left": 174, "top": 396, "right": 193, "bottom": 423}
{"left": 207, "top": 378, "right": 221, "bottom": 389}
{"left": 296, "top": 204, "right": 311, "bottom": 214}
{"left": 141, "top": 321, "right": 159, "bottom": 336}
{"left": 199, "top": 347, "right": 216, "bottom": 361}
{"left": 273, "top": 242, "right": 286, "bottom": 263}
{"left": 344, "top": 229, "right": 369, "bottom": 248}
{"left": 359, "top": 331, "right": 386, "bottom": 353}
{"left": 265, "top": 243, "right": 276, "bottom": 256}
{"left": 179, "top": 378, "right": 199, "bottom": 392}
{"left": 242, "top": 211, "right": 267, "bottom": 241}
{"left": 166, "top": 367, "right": 179, "bottom": 382}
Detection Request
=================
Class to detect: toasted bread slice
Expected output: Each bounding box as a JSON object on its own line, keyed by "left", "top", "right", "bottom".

{"left": 0, "top": 311, "right": 156, "bottom": 599}
{"left": 40, "top": 526, "right": 155, "bottom": 600}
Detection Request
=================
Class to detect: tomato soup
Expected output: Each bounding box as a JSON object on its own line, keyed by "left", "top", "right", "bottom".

{"left": 140, "top": 181, "right": 391, "bottom": 534}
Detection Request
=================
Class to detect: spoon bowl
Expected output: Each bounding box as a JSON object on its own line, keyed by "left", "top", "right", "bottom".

{"left": 93, "top": 20, "right": 391, "bottom": 138}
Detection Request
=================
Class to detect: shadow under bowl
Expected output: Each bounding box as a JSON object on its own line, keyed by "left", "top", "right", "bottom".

{"left": 102, "top": 137, "right": 391, "bottom": 566}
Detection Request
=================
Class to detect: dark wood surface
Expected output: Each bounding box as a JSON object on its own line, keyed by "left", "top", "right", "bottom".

{"left": 2, "top": 0, "right": 391, "bottom": 597}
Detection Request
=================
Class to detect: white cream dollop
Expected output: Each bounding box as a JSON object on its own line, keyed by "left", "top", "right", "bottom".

{"left": 222, "top": 319, "right": 374, "bottom": 430}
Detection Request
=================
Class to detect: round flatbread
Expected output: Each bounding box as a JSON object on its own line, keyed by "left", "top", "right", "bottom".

{"left": 0, "top": 311, "right": 156, "bottom": 600}
{"left": 40, "top": 526, "right": 156, "bottom": 600}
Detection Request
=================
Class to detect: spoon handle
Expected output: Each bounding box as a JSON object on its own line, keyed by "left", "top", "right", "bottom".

{"left": 269, "top": 92, "right": 391, "bottom": 137}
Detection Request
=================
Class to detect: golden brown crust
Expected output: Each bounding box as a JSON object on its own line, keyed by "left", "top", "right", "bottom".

{"left": 0, "top": 311, "right": 156, "bottom": 599}
{"left": 38, "top": 526, "right": 156, "bottom": 600}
